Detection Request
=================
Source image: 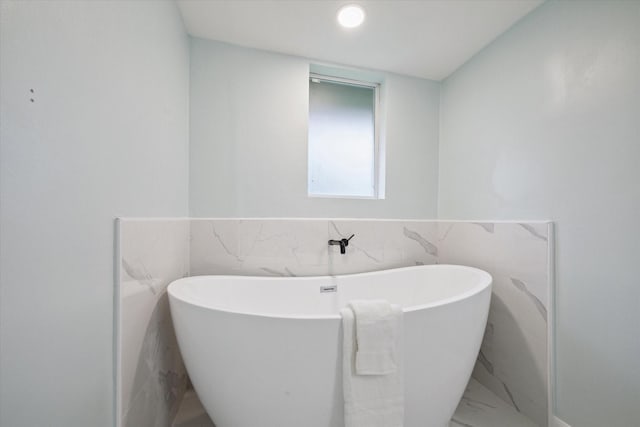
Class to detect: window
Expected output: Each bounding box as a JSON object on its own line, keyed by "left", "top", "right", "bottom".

{"left": 308, "top": 73, "right": 381, "bottom": 198}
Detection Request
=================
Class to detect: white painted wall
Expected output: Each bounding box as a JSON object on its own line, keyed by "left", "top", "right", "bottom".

{"left": 0, "top": 1, "right": 189, "bottom": 426}
{"left": 439, "top": 2, "right": 640, "bottom": 426}
{"left": 189, "top": 38, "right": 440, "bottom": 218}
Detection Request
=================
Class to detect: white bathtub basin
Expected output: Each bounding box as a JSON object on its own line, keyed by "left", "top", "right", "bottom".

{"left": 168, "top": 264, "right": 491, "bottom": 427}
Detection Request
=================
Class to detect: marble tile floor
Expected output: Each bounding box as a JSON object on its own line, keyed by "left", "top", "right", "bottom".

{"left": 171, "top": 390, "right": 213, "bottom": 427}
{"left": 173, "top": 378, "right": 539, "bottom": 427}
{"left": 449, "top": 379, "right": 539, "bottom": 427}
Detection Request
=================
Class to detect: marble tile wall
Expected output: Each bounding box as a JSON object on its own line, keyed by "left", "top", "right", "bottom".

{"left": 190, "top": 219, "right": 439, "bottom": 276}
{"left": 117, "top": 218, "right": 551, "bottom": 427}
{"left": 437, "top": 221, "right": 551, "bottom": 427}
{"left": 116, "top": 219, "right": 190, "bottom": 427}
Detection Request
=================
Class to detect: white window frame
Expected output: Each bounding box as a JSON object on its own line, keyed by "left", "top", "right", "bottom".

{"left": 308, "top": 72, "right": 382, "bottom": 199}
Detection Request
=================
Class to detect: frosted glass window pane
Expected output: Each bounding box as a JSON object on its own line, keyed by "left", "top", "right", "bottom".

{"left": 308, "top": 79, "right": 375, "bottom": 197}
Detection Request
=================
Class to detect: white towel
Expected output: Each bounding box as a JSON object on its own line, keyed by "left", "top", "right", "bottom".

{"left": 341, "top": 301, "right": 404, "bottom": 427}
{"left": 349, "top": 300, "right": 400, "bottom": 375}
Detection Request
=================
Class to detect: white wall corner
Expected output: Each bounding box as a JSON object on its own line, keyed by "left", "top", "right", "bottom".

{"left": 114, "top": 218, "right": 122, "bottom": 427}
{"left": 553, "top": 416, "right": 572, "bottom": 427}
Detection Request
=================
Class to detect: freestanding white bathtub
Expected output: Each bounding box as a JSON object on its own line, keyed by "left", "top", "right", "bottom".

{"left": 168, "top": 264, "right": 491, "bottom": 427}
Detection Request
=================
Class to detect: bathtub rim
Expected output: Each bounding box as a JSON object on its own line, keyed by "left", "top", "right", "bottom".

{"left": 168, "top": 264, "right": 492, "bottom": 321}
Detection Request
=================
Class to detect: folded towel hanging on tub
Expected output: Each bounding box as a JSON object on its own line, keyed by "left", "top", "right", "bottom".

{"left": 349, "top": 300, "right": 400, "bottom": 375}
{"left": 341, "top": 300, "right": 404, "bottom": 427}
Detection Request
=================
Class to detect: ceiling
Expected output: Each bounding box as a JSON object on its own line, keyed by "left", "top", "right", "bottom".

{"left": 176, "top": 0, "right": 543, "bottom": 81}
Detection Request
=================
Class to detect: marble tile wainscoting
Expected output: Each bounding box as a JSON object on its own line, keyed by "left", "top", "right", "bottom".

{"left": 116, "top": 219, "right": 191, "bottom": 427}
{"left": 116, "top": 218, "right": 552, "bottom": 427}
{"left": 438, "top": 222, "right": 552, "bottom": 427}
{"left": 189, "top": 219, "right": 440, "bottom": 277}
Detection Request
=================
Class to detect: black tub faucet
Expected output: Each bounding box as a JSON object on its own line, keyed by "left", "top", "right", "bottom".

{"left": 328, "top": 234, "right": 355, "bottom": 254}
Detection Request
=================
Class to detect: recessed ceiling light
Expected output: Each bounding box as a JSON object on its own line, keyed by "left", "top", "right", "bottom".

{"left": 337, "top": 4, "right": 365, "bottom": 29}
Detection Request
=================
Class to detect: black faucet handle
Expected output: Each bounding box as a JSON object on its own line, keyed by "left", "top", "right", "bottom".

{"left": 328, "top": 234, "right": 354, "bottom": 254}
{"left": 341, "top": 234, "right": 355, "bottom": 247}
